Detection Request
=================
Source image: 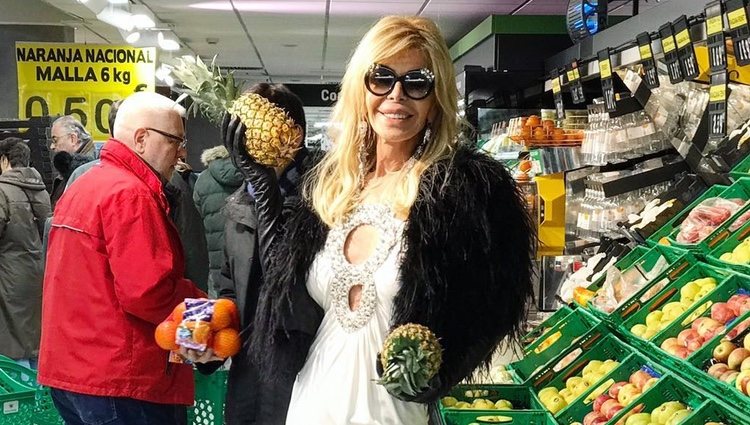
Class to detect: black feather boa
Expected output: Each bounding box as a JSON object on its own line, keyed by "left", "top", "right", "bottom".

{"left": 249, "top": 145, "right": 536, "bottom": 403}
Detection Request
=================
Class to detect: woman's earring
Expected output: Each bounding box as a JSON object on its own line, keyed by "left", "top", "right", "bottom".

{"left": 414, "top": 124, "right": 431, "bottom": 159}
{"left": 358, "top": 122, "right": 369, "bottom": 190}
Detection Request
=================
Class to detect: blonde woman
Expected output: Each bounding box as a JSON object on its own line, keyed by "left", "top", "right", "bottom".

{"left": 223, "top": 16, "right": 535, "bottom": 425}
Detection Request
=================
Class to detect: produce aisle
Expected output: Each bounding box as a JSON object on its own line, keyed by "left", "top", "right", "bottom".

{"left": 437, "top": 2, "right": 750, "bottom": 425}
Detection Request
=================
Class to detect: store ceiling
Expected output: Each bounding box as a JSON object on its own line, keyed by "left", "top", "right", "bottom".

{"left": 35, "top": 0, "right": 659, "bottom": 83}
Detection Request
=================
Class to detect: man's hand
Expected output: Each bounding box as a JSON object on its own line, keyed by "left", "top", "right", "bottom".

{"left": 178, "top": 346, "right": 225, "bottom": 364}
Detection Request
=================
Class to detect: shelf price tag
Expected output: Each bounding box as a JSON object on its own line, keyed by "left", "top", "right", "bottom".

{"left": 551, "top": 68, "right": 564, "bottom": 120}
{"left": 725, "top": 0, "right": 750, "bottom": 65}
{"left": 637, "top": 32, "right": 660, "bottom": 89}
{"left": 673, "top": 15, "right": 700, "bottom": 80}
{"left": 708, "top": 70, "right": 728, "bottom": 140}
{"left": 706, "top": 1, "right": 727, "bottom": 71}
{"left": 659, "top": 22, "right": 683, "bottom": 84}
{"left": 598, "top": 48, "right": 616, "bottom": 112}
{"left": 566, "top": 60, "right": 585, "bottom": 104}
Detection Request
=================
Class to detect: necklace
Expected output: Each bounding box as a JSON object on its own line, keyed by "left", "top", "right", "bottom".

{"left": 324, "top": 203, "right": 402, "bottom": 332}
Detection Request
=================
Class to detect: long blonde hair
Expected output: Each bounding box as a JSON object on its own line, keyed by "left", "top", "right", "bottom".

{"left": 308, "top": 16, "right": 461, "bottom": 226}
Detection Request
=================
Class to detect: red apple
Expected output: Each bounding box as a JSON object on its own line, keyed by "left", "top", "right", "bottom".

{"left": 673, "top": 346, "right": 690, "bottom": 359}
{"left": 728, "top": 348, "right": 750, "bottom": 370}
{"left": 607, "top": 381, "right": 628, "bottom": 399}
{"left": 728, "top": 319, "right": 750, "bottom": 339}
{"left": 593, "top": 394, "right": 612, "bottom": 413}
{"left": 583, "top": 411, "right": 607, "bottom": 425}
{"left": 712, "top": 303, "right": 738, "bottom": 324}
{"left": 720, "top": 370, "right": 740, "bottom": 384}
{"left": 677, "top": 329, "right": 699, "bottom": 346}
{"left": 697, "top": 318, "right": 723, "bottom": 339}
{"left": 708, "top": 362, "right": 730, "bottom": 378}
{"left": 738, "top": 299, "right": 750, "bottom": 316}
{"left": 629, "top": 370, "right": 652, "bottom": 390}
{"left": 603, "top": 403, "right": 624, "bottom": 420}
{"left": 727, "top": 295, "right": 749, "bottom": 316}
{"left": 661, "top": 337, "right": 681, "bottom": 351}
{"left": 692, "top": 317, "right": 711, "bottom": 332}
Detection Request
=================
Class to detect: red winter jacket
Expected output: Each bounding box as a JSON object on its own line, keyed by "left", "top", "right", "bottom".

{"left": 38, "top": 139, "right": 206, "bottom": 405}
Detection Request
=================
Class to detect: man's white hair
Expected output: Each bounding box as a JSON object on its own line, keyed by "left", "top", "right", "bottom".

{"left": 113, "top": 92, "right": 186, "bottom": 141}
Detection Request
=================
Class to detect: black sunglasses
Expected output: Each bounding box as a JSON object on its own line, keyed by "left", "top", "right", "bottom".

{"left": 364, "top": 64, "right": 435, "bottom": 100}
{"left": 145, "top": 127, "right": 187, "bottom": 150}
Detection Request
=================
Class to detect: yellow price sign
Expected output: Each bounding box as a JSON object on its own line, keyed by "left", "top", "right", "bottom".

{"left": 639, "top": 44, "right": 652, "bottom": 60}
{"left": 706, "top": 15, "right": 724, "bottom": 35}
{"left": 710, "top": 84, "right": 726, "bottom": 102}
{"left": 675, "top": 29, "right": 691, "bottom": 49}
{"left": 661, "top": 35, "right": 676, "bottom": 53}
{"left": 729, "top": 8, "right": 748, "bottom": 30}
{"left": 599, "top": 59, "right": 612, "bottom": 79}
{"left": 16, "top": 42, "right": 156, "bottom": 141}
{"left": 566, "top": 68, "right": 580, "bottom": 82}
{"left": 551, "top": 77, "right": 561, "bottom": 94}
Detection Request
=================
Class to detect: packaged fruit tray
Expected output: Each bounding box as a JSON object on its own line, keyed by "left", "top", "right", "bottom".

{"left": 439, "top": 384, "right": 544, "bottom": 413}
{"left": 528, "top": 333, "right": 632, "bottom": 418}
{"left": 606, "top": 373, "right": 705, "bottom": 425}
{"left": 707, "top": 217, "right": 750, "bottom": 276}
{"left": 553, "top": 352, "right": 666, "bottom": 425}
{"left": 522, "top": 305, "right": 575, "bottom": 348}
{"left": 663, "top": 179, "right": 750, "bottom": 255}
{"left": 509, "top": 319, "right": 610, "bottom": 384}
{"left": 618, "top": 262, "right": 732, "bottom": 352}
{"left": 684, "top": 308, "right": 750, "bottom": 414}
{"left": 582, "top": 245, "right": 695, "bottom": 326}
{"left": 439, "top": 409, "right": 557, "bottom": 425}
{"left": 648, "top": 274, "right": 750, "bottom": 366}
{"left": 572, "top": 246, "right": 650, "bottom": 311}
{"left": 523, "top": 308, "right": 599, "bottom": 356}
{"left": 647, "top": 185, "right": 728, "bottom": 248}
{"left": 680, "top": 400, "right": 750, "bottom": 425}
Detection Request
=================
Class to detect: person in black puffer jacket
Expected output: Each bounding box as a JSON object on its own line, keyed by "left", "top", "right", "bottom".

{"left": 193, "top": 145, "right": 243, "bottom": 295}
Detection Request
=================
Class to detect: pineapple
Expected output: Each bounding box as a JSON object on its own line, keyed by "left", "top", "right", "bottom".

{"left": 227, "top": 93, "right": 302, "bottom": 168}
{"left": 170, "top": 55, "right": 240, "bottom": 124}
{"left": 378, "top": 323, "right": 443, "bottom": 398}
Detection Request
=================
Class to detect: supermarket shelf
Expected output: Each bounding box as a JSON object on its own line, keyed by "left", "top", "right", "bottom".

{"left": 588, "top": 159, "right": 689, "bottom": 198}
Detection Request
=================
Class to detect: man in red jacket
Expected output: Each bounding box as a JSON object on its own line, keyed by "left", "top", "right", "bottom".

{"left": 38, "top": 92, "right": 207, "bottom": 425}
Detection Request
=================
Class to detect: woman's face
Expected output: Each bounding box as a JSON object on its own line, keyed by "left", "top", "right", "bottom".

{"left": 365, "top": 49, "right": 437, "bottom": 150}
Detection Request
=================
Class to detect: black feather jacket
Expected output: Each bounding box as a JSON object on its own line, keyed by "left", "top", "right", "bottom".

{"left": 249, "top": 145, "right": 535, "bottom": 417}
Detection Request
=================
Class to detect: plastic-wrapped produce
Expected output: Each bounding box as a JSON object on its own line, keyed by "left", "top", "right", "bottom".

{"left": 676, "top": 197, "right": 745, "bottom": 243}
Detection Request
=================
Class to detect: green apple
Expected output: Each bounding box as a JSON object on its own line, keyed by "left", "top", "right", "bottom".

{"left": 494, "top": 399, "right": 513, "bottom": 410}
{"left": 625, "top": 413, "right": 653, "bottom": 425}
{"left": 538, "top": 387, "right": 558, "bottom": 403}
{"left": 566, "top": 376, "right": 584, "bottom": 391}
{"left": 441, "top": 396, "right": 458, "bottom": 407}
{"left": 651, "top": 401, "right": 687, "bottom": 424}
{"left": 680, "top": 282, "right": 701, "bottom": 303}
{"left": 632, "top": 324, "right": 648, "bottom": 337}
{"left": 646, "top": 311, "right": 665, "bottom": 330}
{"left": 454, "top": 401, "right": 471, "bottom": 409}
{"left": 617, "top": 383, "right": 640, "bottom": 405}
{"left": 583, "top": 360, "right": 604, "bottom": 378}
{"left": 543, "top": 396, "right": 567, "bottom": 414}
{"left": 662, "top": 302, "right": 686, "bottom": 321}
{"left": 599, "top": 360, "right": 620, "bottom": 375}
{"left": 664, "top": 409, "right": 691, "bottom": 425}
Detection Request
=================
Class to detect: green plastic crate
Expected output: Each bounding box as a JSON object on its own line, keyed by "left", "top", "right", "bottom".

{"left": 525, "top": 333, "right": 632, "bottom": 419}
{"left": 585, "top": 245, "right": 695, "bottom": 325}
{"left": 554, "top": 352, "right": 666, "bottom": 425}
{"left": 523, "top": 309, "right": 599, "bottom": 356}
{"left": 707, "top": 217, "right": 750, "bottom": 275}
{"left": 0, "top": 358, "right": 64, "bottom": 425}
{"left": 606, "top": 373, "right": 704, "bottom": 425}
{"left": 440, "top": 409, "right": 557, "bottom": 425}
{"left": 730, "top": 152, "right": 750, "bottom": 181}
{"left": 440, "top": 384, "right": 544, "bottom": 411}
{"left": 684, "top": 309, "right": 750, "bottom": 414}
{"left": 647, "top": 185, "right": 728, "bottom": 247}
{"left": 681, "top": 400, "right": 750, "bottom": 425}
{"left": 647, "top": 273, "right": 750, "bottom": 365}
{"left": 664, "top": 179, "right": 750, "bottom": 255}
{"left": 522, "top": 305, "right": 575, "bottom": 348}
{"left": 618, "top": 263, "right": 732, "bottom": 351}
{"left": 189, "top": 368, "right": 228, "bottom": 425}
{"left": 572, "top": 246, "right": 650, "bottom": 312}
{"left": 510, "top": 319, "right": 609, "bottom": 384}
{"left": 0, "top": 364, "right": 37, "bottom": 425}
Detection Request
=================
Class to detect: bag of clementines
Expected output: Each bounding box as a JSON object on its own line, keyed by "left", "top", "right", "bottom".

{"left": 154, "top": 298, "right": 242, "bottom": 362}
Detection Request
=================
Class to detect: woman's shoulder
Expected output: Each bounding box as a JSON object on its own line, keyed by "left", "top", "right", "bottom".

{"left": 423, "top": 144, "right": 511, "bottom": 188}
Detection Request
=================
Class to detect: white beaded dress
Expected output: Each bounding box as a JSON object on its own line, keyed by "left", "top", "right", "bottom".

{"left": 284, "top": 204, "right": 429, "bottom": 425}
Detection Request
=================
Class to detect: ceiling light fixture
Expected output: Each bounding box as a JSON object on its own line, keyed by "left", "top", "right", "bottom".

{"left": 125, "top": 31, "right": 141, "bottom": 43}
{"left": 158, "top": 32, "right": 181, "bottom": 51}
{"left": 96, "top": 8, "right": 134, "bottom": 31}
{"left": 108, "top": 0, "right": 129, "bottom": 4}
{"left": 132, "top": 14, "right": 156, "bottom": 29}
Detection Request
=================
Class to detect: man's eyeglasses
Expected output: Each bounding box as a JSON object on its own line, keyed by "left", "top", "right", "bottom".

{"left": 49, "top": 133, "right": 71, "bottom": 146}
{"left": 364, "top": 64, "right": 435, "bottom": 100}
{"left": 145, "top": 127, "right": 187, "bottom": 150}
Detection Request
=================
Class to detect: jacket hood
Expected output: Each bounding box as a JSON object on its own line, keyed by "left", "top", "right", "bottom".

{"left": 208, "top": 157, "right": 244, "bottom": 187}
{"left": 200, "top": 146, "right": 229, "bottom": 166}
{"left": 53, "top": 152, "right": 93, "bottom": 177}
{"left": 0, "top": 167, "right": 47, "bottom": 191}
